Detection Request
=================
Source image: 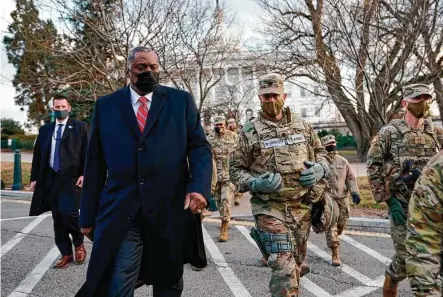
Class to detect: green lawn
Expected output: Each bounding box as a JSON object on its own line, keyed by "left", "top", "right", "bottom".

{"left": 1, "top": 161, "right": 32, "bottom": 190}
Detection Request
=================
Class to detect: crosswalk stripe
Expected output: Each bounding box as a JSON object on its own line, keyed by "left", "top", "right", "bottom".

{"left": 1, "top": 214, "right": 51, "bottom": 222}
{"left": 202, "top": 225, "right": 252, "bottom": 297}
{"left": 1, "top": 215, "right": 48, "bottom": 258}
{"left": 236, "top": 225, "right": 335, "bottom": 297}
{"left": 307, "top": 242, "right": 374, "bottom": 285}
{"left": 7, "top": 245, "right": 60, "bottom": 297}
{"left": 340, "top": 235, "right": 391, "bottom": 265}
{"left": 334, "top": 276, "right": 384, "bottom": 297}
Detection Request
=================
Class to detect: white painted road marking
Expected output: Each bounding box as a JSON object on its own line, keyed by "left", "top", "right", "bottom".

{"left": 236, "top": 225, "right": 335, "bottom": 297}
{"left": 308, "top": 242, "right": 375, "bottom": 285}
{"left": 202, "top": 225, "right": 252, "bottom": 297}
{"left": 7, "top": 245, "right": 60, "bottom": 297}
{"left": 1, "top": 215, "right": 48, "bottom": 258}
{"left": 340, "top": 234, "right": 392, "bottom": 265}
{"left": 1, "top": 214, "right": 51, "bottom": 222}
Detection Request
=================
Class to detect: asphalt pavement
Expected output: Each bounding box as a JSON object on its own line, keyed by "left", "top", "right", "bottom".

{"left": 1, "top": 199, "right": 413, "bottom": 297}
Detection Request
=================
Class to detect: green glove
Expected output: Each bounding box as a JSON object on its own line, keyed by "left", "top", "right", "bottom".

{"left": 299, "top": 161, "right": 325, "bottom": 187}
{"left": 248, "top": 172, "right": 283, "bottom": 193}
{"left": 386, "top": 197, "right": 406, "bottom": 225}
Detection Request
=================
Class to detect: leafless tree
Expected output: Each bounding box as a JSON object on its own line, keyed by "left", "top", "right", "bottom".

{"left": 205, "top": 75, "right": 257, "bottom": 122}
{"left": 150, "top": 0, "right": 242, "bottom": 112}
{"left": 29, "top": 0, "right": 240, "bottom": 109}
{"left": 257, "top": 0, "right": 443, "bottom": 159}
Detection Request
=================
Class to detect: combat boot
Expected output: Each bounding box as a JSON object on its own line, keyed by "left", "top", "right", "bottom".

{"left": 219, "top": 221, "right": 229, "bottom": 242}
{"left": 299, "top": 262, "right": 310, "bottom": 277}
{"left": 382, "top": 273, "right": 398, "bottom": 297}
{"left": 331, "top": 247, "right": 341, "bottom": 266}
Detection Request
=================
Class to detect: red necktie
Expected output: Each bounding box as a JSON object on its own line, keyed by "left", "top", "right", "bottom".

{"left": 137, "top": 96, "right": 149, "bottom": 132}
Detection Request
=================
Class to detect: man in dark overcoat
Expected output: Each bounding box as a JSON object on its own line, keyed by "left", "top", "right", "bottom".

{"left": 76, "top": 46, "right": 212, "bottom": 297}
{"left": 30, "top": 94, "right": 90, "bottom": 268}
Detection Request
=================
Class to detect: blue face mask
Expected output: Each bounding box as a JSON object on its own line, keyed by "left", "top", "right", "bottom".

{"left": 54, "top": 110, "right": 69, "bottom": 120}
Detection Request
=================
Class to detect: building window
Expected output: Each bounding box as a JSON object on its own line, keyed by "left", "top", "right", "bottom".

{"left": 315, "top": 107, "right": 321, "bottom": 116}
{"left": 301, "top": 108, "right": 307, "bottom": 117}
{"left": 300, "top": 87, "right": 306, "bottom": 97}
{"left": 313, "top": 86, "right": 319, "bottom": 94}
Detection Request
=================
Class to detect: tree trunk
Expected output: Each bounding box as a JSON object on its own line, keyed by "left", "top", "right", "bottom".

{"left": 433, "top": 79, "right": 443, "bottom": 125}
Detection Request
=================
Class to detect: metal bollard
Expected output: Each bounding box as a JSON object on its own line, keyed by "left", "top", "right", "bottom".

{"left": 12, "top": 149, "right": 23, "bottom": 190}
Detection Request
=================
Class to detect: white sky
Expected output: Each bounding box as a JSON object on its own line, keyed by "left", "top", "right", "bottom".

{"left": 0, "top": 0, "right": 262, "bottom": 126}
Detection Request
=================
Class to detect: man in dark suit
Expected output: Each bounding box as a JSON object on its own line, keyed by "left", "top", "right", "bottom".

{"left": 77, "top": 46, "right": 212, "bottom": 297}
{"left": 29, "top": 94, "right": 90, "bottom": 268}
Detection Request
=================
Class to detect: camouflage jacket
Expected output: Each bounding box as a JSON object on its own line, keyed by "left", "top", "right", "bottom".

{"left": 366, "top": 118, "right": 440, "bottom": 204}
{"left": 406, "top": 150, "right": 443, "bottom": 297}
{"left": 327, "top": 152, "right": 359, "bottom": 200}
{"left": 211, "top": 158, "right": 217, "bottom": 194}
{"left": 207, "top": 130, "right": 237, "bottom": 182}
{"left": 229, "top": 108, "right": 329, "bottom": 203}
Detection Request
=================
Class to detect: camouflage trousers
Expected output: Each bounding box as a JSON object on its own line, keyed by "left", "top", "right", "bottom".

{"left": 215, "top": 181, "right": 233, "bottom": 222}
{"left": 326, "top": 198, "right": 350, "bottom": 248}
{"left": 256, "top": 214, "right": 300, "bottom": 297}
{"left": 233, "top": 185, "right": 243, "bottom": 204}
{"left": 294, "top": 212, "right": 311, "bottom": 265}
{"left": 386, "top": 214, "right": 408, "bottom": 281}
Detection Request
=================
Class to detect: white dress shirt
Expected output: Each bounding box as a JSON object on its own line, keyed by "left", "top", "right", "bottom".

{"left": 49, "top": 117, "right": 69, "bottom": 169}
{"left": 129, "top": 85, "right": 153, "bottom": 116}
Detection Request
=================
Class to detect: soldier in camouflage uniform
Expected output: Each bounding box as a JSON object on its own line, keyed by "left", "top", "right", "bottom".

{"left": 405, "top": 149, "right": 443, "bottom": 297}
{"left": 207, "top": 115, "right": 237, "bottom": 242}
{"left": 321, "top": 135, "right": 360, "bottom": 266}
{"left": 367, "top": 84, "right": 440, "bottom": 297}
{"left": 227, "top": 118, "right": 244, "bottom": 206}
{"left": 230, "top": 73, "right": 336, "bottom": 297}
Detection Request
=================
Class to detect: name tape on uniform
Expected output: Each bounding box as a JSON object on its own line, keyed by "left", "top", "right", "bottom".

{"left": 262, "top": 134, "right": 306, "bottom": 149}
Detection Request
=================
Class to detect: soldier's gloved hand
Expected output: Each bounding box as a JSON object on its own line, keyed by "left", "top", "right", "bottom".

{"left": 351, "top": 193, "right": 361, "bottom": 204}
{"left": 402, "top": 168, "right": 421, "bottom": 185}
{"left": 386, "top": 197, "right": 406, "bottom": 225}
{"left": 248, "top": 172, "right": 283, "bottom": 193}
{"left": 299, "top": 161, "right": 325, "bottom": 187}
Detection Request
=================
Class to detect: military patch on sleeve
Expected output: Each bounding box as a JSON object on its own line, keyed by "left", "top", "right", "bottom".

{"left": 242, "top": 121, "right": 254, "bottom": 133}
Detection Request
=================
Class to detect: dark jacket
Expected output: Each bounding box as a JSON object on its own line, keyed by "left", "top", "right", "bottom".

{"left": 29, "top": 118, "right": 89, "bottom": 216}
{"left": 76, "top": 85, "right": 212, "bottom": 296}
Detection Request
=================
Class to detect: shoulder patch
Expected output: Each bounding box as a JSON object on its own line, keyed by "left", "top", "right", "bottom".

{"left": 242, "top": 121, "right": 254, "bottom": 133}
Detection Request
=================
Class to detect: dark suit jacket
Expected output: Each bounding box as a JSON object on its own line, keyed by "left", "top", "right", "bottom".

{"left": 76, "top": 85, "right": 212, "bottom": 296}
{"left": 29, "top": 118, "right": 89, "bottom": 216}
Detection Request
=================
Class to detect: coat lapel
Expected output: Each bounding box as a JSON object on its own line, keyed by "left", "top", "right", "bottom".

{"left": 118, "top": 86, "right": 142, "bottom": 138}
{"left": 61, "top": 118, "right": 75, "bottom": 142}
{"left": 43, "top": 123, "right": 55, "bottom": 153}
{"left": 140, "top": 85, "right": 166, "bottom": 142}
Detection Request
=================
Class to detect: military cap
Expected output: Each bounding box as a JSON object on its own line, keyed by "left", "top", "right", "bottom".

{"left": 213, "top": 115, "right": 226, "bottom": 124}
{"left": 321, "top": 135, "right": 336, "bottom": 146}
{"left": 258, "top": 73, "right": 285, "bottom": 95}
{"left": 403, "top": 84, "right": 432, "bottom": 100}
{"left": 227, "top": 118, "right": 236, "bottom": 125}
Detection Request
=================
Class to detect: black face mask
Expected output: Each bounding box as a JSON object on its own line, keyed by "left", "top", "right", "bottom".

{"left": 325, "top": 145, "right": 336, "bottom": 152}
{"left": 54, "top": 110, "right": 69, "bottom": 120}
{"left": 214, "top": 127, "right": 224, "bottom": 134}
{"left": 134, "top": 71, "right": 159, "bottom": 93}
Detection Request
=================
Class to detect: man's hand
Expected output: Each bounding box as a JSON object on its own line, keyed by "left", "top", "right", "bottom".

{"left": 248, "top": 172, "right": 283, "bottom": 193}
{"left": 299, "top": 161, "right": 325, "bottom": 187}
{"left": 76, "top": 176, "right": 84, "bottom": 188}
{"left": 184, "top": 192, "right": 207, "bottom": 213}
{"left": 81, "top": 227, "right": 94, "bottom": 241}
{"left": 352, "top": 193, "right": 361, "bottom": 204}
{"left": 30, "top": 181, "right": 37, "bottom": 191}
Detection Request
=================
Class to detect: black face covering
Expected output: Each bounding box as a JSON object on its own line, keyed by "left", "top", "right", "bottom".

{"left": 325, "top": 145, "right": 336, "bottom": 152}
{"left": 134, "top": 71, "right": 159, "bottom": 93}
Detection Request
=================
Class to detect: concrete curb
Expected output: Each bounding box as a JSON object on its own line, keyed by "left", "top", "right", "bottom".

{"left": 1, "top": 190, "right": 391, "bottom": 234}
{"left": 1, "top": 190, "right": 33, "bottom": 200}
